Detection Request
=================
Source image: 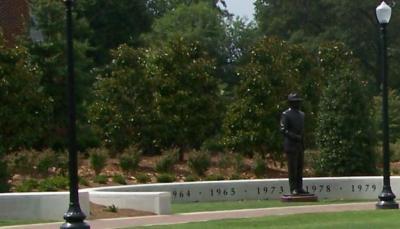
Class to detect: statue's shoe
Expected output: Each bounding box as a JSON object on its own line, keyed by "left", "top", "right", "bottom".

{"left": 290, "top": 190, "right": 300, "bottom": 195}
{"left": 298, "top": 189, "right": 310, "bottom": 195}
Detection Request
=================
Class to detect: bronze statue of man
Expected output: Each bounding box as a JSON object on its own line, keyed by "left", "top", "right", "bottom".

{"left": 280, "top": 93, "right": 308, "bottom": 195}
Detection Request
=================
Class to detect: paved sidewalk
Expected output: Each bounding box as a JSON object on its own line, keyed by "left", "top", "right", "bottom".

{"left": 0, "top": 202, "right": 376, "bottom": 229}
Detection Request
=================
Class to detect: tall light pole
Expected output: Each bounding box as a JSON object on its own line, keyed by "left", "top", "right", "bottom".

{"left": 375, "top": 1, "right": 399, "bottom": 210}
{"left": 61, "top": 0, "right": 90, "bottom": 228}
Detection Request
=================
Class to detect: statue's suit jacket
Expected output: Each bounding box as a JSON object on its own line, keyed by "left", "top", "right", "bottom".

{"left": 280, "top": 108, "right": 305, "bottom": 153}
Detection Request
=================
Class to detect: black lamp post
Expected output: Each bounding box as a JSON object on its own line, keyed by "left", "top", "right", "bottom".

{"left": 61, "top": 0, "right": 90, "bottom": 228}
{"left": 376, "top": 1, "right": 399, "bottom": 210}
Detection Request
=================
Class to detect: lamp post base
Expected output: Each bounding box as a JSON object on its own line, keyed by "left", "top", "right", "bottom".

{"left": 376, "top": 186, "right": 399, "bottom": 209}
{"left": 60, "top": 222, "right": 90, "bottom": 229}
{"left": 61, "top": 206, "right": 90, "bottom": 229}
{"left": 376, "top": 200, "right": 399, "bottom": 209}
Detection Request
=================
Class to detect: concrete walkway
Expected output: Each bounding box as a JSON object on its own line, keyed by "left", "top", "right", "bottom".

{"left": 1, "top": 202, "right": 376, "bottom": 229}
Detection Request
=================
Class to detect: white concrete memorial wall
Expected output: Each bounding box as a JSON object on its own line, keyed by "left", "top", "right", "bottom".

{"left": 0, "top": 191, "right": 89, "bottom": 220}
{"left": 90, "top": 176, "right": 400, "bottom": 203}
{"left": 1, "top": 177, "right": 399, "bottom": 220}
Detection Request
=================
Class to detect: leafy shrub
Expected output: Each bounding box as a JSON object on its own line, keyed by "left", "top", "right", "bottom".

{"left": 155, "top": 148, "right": 179, "bottom": 173}
{"left": 391, "top": 141, "right": 400, "bottom": 162}
{"left": 136, "top": 173, "right": 151, "bottom": 183}
{"left": 184, "top": 174, "right": 199, "bottom": 182}
{"left": 8, "top": 149, "right": 67, "bottom": 177}
{"left": 15, "top": 179, "right": 39, "bottom": 192}
{"left": 205, "top": 174, "right": 225, "bottom": 181}
{"left": 9, "top": 150, "right": 37, "bottom": 174}
{"left": 54, "top": 151, "right": 69, "bottom": 175}
{"left": 253, "top": 156, "right": 267, "bottom": 178}
{"left": 218, "top": 152, "right": 234, "bottom": 168}
{"left": 0, "top": 147, "right": 9, "bottom": 192}
{"left": 187, "top": 150, "right": 211, "bottom": 176}
{"left": 156, "top": 173, "right": 175, "bottom": 183}
{"left": 233, "top": 153, "right": 247, "bottom": 172}
{"left": 119, "top": 145, "right": 142, "bottom": 174}
{"left": 36, "top": 156, "right": 53, "bottom": 175}
{"left": 105, "top": 204, "right": 118, "bottom": 213}
{"left": 79, "top": 177, "right": 90, "bottom": 186}
{"left": 38, "top": 176, "right": 68, "bottom": 191}
{"left": 201, "top": 137, "right": 224, "bottom": 153}
{"left": 112, "top": 174, "right": 126, "bottom": 185}
{"left": 13, "top": 152, "right": 32, "bottom": 173}
{"left": 0, "top": 161, "right": 9, "bottom": 192}
{"left": 94, "top": 175, "right": 108, "bottom": 184}
{"left": 230, "top": 173, "right": 243, "bottom": 180}
{"left": 36, "top": 149, "right": 57, "bottom": 175}
{"left": 392, "top": 167, "right": 400, "bottom": 176}
{"left": 89, "top": 148, "right": 109, "bottom": 175}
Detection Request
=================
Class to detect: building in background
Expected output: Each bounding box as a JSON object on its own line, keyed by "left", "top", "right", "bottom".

{"left": 0, "top": 0, "right": 29, "bottom": 46}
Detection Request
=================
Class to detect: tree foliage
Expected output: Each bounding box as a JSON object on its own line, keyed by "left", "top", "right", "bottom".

{"left": 226, "top": 18, "right": 259, "bottom": 63}
{"left": 89, "top": 45, "right": 155, "bottom": 152}
{"left": 147, "top": 0, "right": 229, "bottom": 18}
{"left": 0, "top": 36, "right": 51, "bottom": 152}
{"left": 316, "top": 43, "right": 376, "bottom": 176}
{"left": 77, "top": 0, "right": 154, "bottom": 64}
{"left": 149, "top": 38, "right": 223, "bottom": 151}
{"left": 255, "top": 0, "right": 400, "bottom": 89}
{"left": 0, "top": 0, "right": 388, "bottom": 179}
{"left": 144, "top": 1, "right": 228, "bottom": 57}
{"left": 223, "top": 37, "right": 320, "bottom": 158}
{"left": 373, "top": 89, "right": 400, "bottom": 143}
{"left": 90, "top": 39, "right": 222, "bottom": 153}
{"left": 143, "top": 2, "right": 230, "bottom": 84}
{"left": 29, "top": 0, "right": 96, "bottom": 150}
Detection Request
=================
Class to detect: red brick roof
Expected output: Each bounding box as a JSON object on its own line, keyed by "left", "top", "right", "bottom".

{"left": 0, "top": 0, "right": 29, "bottom": 46}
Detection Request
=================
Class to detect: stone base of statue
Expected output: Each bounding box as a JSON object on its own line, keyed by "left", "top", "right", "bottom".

{"left": 280, "top": 193, "right": 318, "bottom": 202}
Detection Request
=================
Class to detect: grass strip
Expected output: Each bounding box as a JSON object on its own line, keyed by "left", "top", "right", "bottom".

{"left": 133, "top": 210, "right": 399, "bottom": 229}
{"left": 172, "top": 199, "right": 369, "bottom": 213}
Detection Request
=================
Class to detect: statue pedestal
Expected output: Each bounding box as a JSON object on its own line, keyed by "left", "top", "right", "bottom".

{"left": 280, "top": 194, "right": 318, "bottom": 202}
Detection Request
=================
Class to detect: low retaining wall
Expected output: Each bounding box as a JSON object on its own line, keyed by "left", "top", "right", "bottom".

{"left": 89, "top": 177, "right": 400, "bottom": 203}
{"left": 0, "top": 191, "right": 89, "bottom": 220}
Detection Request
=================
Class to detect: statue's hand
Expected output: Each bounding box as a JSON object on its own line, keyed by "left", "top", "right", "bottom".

{"left": 285, "top": 131, "right": 302, "bottom": 141}
{"left": 292, "top": 134, "right": 302, "bottom": 141}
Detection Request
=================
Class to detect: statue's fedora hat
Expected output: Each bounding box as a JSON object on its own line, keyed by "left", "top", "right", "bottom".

{"left": 288, "top": 93, "right": 302, "bottom": 102}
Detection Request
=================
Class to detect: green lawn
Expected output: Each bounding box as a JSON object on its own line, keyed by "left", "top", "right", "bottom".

{"left": 133, "top": 210, "right": 400, "bottom": 229}
{"left": 172, "top": 199, "right": 369, "bottom": 214}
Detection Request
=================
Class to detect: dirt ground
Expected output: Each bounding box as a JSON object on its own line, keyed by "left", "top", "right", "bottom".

{"left": 89, "top": 202, "right": 155, "bottom": 219}
{"left": 75, "top": 154, "right": 290, "bottom": 188}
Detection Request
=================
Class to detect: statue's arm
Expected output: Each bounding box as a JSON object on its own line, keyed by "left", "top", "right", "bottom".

{"left": 280, "top": 114, "right": 302, "bottom": 141}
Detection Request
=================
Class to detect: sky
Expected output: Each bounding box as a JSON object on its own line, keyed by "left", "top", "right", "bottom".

{"left": 224, "top": 0, "right": 256, "bottom": 22}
